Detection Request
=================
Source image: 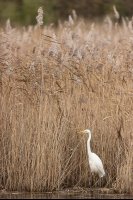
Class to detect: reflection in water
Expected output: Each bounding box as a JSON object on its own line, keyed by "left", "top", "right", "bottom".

{"left": 0, "top": 192, "right": 133, "bottom": 199}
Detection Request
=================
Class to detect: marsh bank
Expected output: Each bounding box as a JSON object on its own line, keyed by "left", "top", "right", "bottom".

{"left": 0, "top": 188, "right": 133, "bottom": 199}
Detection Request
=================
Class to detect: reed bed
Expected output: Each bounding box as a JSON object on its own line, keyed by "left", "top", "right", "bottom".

{"left": 0, "top": 11, "right": 133, "bottom": 193}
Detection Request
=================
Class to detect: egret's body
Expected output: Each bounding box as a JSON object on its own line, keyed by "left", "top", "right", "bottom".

{"left": 82, "top": 129, "right": 105, "bottom": 178}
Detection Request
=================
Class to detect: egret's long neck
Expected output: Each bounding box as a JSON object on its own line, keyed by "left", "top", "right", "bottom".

{"left": 87, "top": 132, "right": 91, "bottom": 156}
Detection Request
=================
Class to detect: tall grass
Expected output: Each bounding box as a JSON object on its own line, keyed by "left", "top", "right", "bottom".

{"left": 0, "top": 14, "right": 133, "bottom": 193}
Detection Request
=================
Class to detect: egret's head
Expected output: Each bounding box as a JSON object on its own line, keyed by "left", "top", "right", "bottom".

{"left": 80, "top": 129, "right": 91, "bottom": 135}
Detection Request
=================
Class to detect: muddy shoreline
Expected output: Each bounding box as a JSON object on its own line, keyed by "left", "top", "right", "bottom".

{"left": 0, "top": 188, "right": 133, "bottom": 199}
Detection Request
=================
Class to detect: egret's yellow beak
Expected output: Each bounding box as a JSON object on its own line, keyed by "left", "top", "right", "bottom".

{"left": 79, "top": 130, "right": 85, "bottom": 134}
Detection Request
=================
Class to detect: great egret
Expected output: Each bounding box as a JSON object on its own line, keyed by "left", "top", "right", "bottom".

{"left": 81, "top": 129, "right": 105, "bottom": 178}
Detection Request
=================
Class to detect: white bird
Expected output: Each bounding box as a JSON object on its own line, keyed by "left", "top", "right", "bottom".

{"left": 81, "top": 129, "right": 105, "bottom": 178}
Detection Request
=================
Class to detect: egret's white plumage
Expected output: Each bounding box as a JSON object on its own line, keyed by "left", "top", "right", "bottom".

{"left": 81, "top": 129, "right": 105, "bottom": 178}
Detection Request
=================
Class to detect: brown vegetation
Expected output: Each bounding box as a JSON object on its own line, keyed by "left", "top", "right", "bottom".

{"left": 0, "top": 14, "right": 133, "bottom": 193}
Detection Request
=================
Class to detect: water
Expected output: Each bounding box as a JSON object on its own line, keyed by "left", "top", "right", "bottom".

{"left": 0, "top": 192, "right": 133, "bottom": 199}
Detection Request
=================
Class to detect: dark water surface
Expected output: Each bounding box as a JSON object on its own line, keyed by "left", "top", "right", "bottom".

{"left": 0, "top": 192, "right": 133, "bottom": 199}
